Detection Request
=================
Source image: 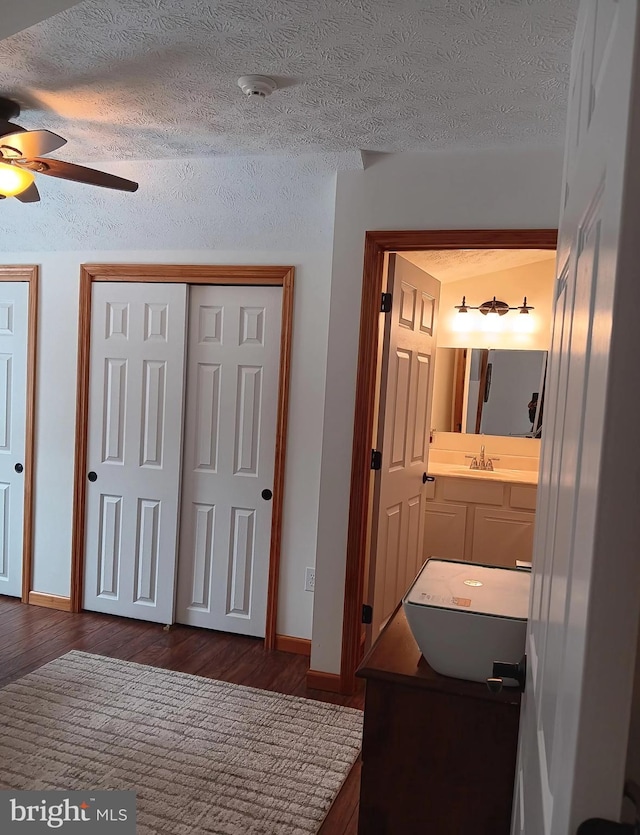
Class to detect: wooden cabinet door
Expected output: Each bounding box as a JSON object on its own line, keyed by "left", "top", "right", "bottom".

{"left": 423, "top": 501, "right": 467, "bottom": 562}
{"left": 471, "top": 507, "right": 534, "bottom": 568}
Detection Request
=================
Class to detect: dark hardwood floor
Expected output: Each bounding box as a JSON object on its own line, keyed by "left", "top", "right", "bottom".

{"left": 0, "top": 596, "right": 364, "bottom": 835}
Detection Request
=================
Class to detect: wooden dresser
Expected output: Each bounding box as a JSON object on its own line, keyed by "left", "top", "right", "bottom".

{"left": 356, "top": 605, "right": 521, "bottom": 834}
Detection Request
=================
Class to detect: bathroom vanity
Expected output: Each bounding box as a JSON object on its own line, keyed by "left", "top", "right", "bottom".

{"left": 356, "top": 604, "right": 520, "bottom": 835}
{"left": 423, "top": 465, "right": 537, "bottom": 568}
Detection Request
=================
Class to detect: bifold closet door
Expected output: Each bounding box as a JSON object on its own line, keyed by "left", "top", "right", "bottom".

{"left": 0, "top": 283, "right": 29, "bottom": 598}
{"left": 83, "top": 283, "right": 187, "bottom": 623}
{"left": 176, "top": 285, "right": 282, "bottom": 637}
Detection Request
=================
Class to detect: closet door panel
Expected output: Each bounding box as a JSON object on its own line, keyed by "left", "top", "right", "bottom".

{"left": 176, "top": 285, "right": 282, "bottom": 637}
{"left": 84, "top": 282, "right": 187, "bottom": 623}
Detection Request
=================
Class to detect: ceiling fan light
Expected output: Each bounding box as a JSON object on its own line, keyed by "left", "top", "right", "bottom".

{"left": 0, "top": 162, "right": 34, "bottom": 197}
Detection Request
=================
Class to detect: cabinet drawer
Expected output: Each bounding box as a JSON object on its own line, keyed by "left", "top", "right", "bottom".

{"left": 441, "top": 477, "right": 504, "bottom": 506}
{"left": 510, "top": 485, "right": 537, "bottom": 510}
{"left": 471, "top": 507, "right": 535, "bottom": 568}
{"left": 424, "top": 501, "right": 467, "bottom": 561}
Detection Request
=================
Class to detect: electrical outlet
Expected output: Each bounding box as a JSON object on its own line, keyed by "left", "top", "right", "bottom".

{"left": 305, "top": 567, "right": 316, "bottom": 592}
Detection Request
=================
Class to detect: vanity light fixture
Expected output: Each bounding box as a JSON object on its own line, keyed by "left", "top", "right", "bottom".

{"left": 454, "top": 296, "right": 534, "bottom": 316}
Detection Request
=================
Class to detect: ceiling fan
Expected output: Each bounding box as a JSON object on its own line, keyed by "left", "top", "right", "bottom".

{"left": 0, "top": 97, "right": 138, "bottom": 203}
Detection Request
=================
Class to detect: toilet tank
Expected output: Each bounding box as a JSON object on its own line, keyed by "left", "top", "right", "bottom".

{"left": 402, "top": 558, "right": 530, "bottom": 684}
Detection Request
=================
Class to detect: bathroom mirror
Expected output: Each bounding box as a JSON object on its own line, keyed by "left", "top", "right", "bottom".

{"left": 431, "top": 347, "right": 547, "bottom": 438}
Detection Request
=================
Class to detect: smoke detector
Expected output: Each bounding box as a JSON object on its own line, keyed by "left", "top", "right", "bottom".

{"left": 237, "top": 75, "right": 278, "bottom": 98}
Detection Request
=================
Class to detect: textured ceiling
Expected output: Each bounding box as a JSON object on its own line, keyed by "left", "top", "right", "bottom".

{"left": 0, "top": 155, "right": 337, "bottom": 251}
{"left": 0, "top": 0, "right": 577, "bottom": 162}
{"left": 402, "top": 249, "right": 556, "bottom": 284}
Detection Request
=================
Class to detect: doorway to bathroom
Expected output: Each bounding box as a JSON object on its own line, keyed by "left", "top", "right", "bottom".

{"left": 342, "top": 228, "right": 558, "bottom": 692}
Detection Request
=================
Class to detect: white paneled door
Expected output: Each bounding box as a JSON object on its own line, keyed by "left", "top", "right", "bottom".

{"left": 514, "top": 2, "right": 640, "bottom": 832}
{"left": 0, "top": 283, "right": 29, "bottom": 599}
{"left": 367, "top": 254, "right": 439, "bottom": 642}
{"left": 84, "top": 283, "right": 187, "bottom": 624}
{"left": 176, "top": 285, "right": 282, "bottom": 637}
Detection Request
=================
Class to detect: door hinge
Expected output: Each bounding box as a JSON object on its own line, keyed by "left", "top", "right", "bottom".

{"left": 380, "top": 292, "right": 392, "bottom": 313}
{"left": 370, "top": 449, "right": 382, "bottom": 470}
{"left": 362, "top": 604, "right": 373, "bottom": 625}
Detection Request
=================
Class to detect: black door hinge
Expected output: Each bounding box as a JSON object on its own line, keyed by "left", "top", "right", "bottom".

{"left": 380, "top": 292, "right": 392, "bottom": 313}
{"left": 362, "top": 604, "right": 373, "bottom": 624}
{"left": 370, "top": 449, "right": 382, "bottom": 470}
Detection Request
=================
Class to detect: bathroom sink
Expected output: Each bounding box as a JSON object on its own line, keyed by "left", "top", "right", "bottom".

{"left": 427, "top": 462, "right": 538, "bottom": 484}
{"left": 443, "top": 464, "right": 505, "bottom": 476}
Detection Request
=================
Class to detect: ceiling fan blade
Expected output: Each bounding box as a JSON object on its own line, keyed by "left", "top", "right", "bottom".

{"left": 29, "top": 158, "right": 138, "bottom": 192}
{"left": 0, "top": 130, "right": 66, "bottom": 159}
{"left": 14, "top": 182, "right": 40, "bottom": 203}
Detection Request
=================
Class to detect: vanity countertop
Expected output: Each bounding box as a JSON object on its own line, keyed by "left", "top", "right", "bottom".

{"left": 427, "top": 461, "right": 538, "bottom": 486}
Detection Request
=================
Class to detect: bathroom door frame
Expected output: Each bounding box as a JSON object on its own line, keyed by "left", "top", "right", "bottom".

{"left": 338, "top": 229, "right": 558, "bottom": 694}
{"left": 70, "top": 263, "right": 294, "bottom": 650}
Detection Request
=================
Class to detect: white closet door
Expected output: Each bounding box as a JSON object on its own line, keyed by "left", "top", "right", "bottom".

{"left": 0, "top": 283, "right": 29, "bottom": 599}
{"left": 84, "top": 283, "right": 187, "bottom": 624}
{"left": 176, "top": 285, "right": 282, "bottom": 637}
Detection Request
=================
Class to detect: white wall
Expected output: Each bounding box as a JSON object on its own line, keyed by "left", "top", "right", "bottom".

{"left": 1, "top": 154, "right": 342, "bottom": 641}
{"left": 3, "top": 248, "right": 332, "bottom": 640}
{"left": 311, "top": 146, "right": 565, "bottom": 674}
{"left": 0, "top": 0, "right": 80, "bottom": 39}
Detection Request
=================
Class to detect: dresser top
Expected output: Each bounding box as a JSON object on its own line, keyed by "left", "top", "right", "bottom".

{"left": 356, "top": 604, "right": 520, "bottom": 706}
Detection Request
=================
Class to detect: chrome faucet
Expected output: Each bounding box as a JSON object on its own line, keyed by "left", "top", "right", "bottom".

{"left": 466, "top": 444, "right": 500, "bottom": 471}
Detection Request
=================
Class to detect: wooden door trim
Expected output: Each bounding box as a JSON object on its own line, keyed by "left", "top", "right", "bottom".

{"left": 475, "top": 350, "right": 490, "bottom": 433}
{"left": 0, "top": 267, "right": 38, "bottom": 604}
{"left": 340, "top": 230, "right": 558, "bottom": 693}
{"left": 71, "top": 264, "right": 295, "bottom": 651}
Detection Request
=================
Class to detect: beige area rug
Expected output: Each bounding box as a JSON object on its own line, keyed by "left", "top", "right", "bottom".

{"left": 0, "top": 651, "right": 363, "bottom": 834}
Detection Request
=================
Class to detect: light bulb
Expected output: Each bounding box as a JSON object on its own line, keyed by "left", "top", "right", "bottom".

{"left": 481, "top": 311, "right": 502, "bottom": 333}
{"left": 0, "top": 162, "right": 35, "bottom": 197}
{"left": 451, "top": 311, "right": 473, "bottom": 333}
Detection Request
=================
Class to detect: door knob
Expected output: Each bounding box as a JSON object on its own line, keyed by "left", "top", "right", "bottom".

{"left": 87, "top": 471, "right": 98, "bottom": 482}
{"left": 261, "top": 488, "right": 272, "bottom": 501}
{"left": 487, "top": 655, "right": 526, "bottom": 693}
{"left": 14, "top": 463, "right": 23, "bottom": 474}
{"left": 422, "top": 473, "right": 434, "bottom": 484}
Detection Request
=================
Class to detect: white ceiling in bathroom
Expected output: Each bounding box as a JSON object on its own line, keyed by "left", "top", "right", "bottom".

{"left": 402, "top": 249, "right": 557, "bottom": 284}
{"left": 0, "top": 0, "right": 577, "bottom": 162}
